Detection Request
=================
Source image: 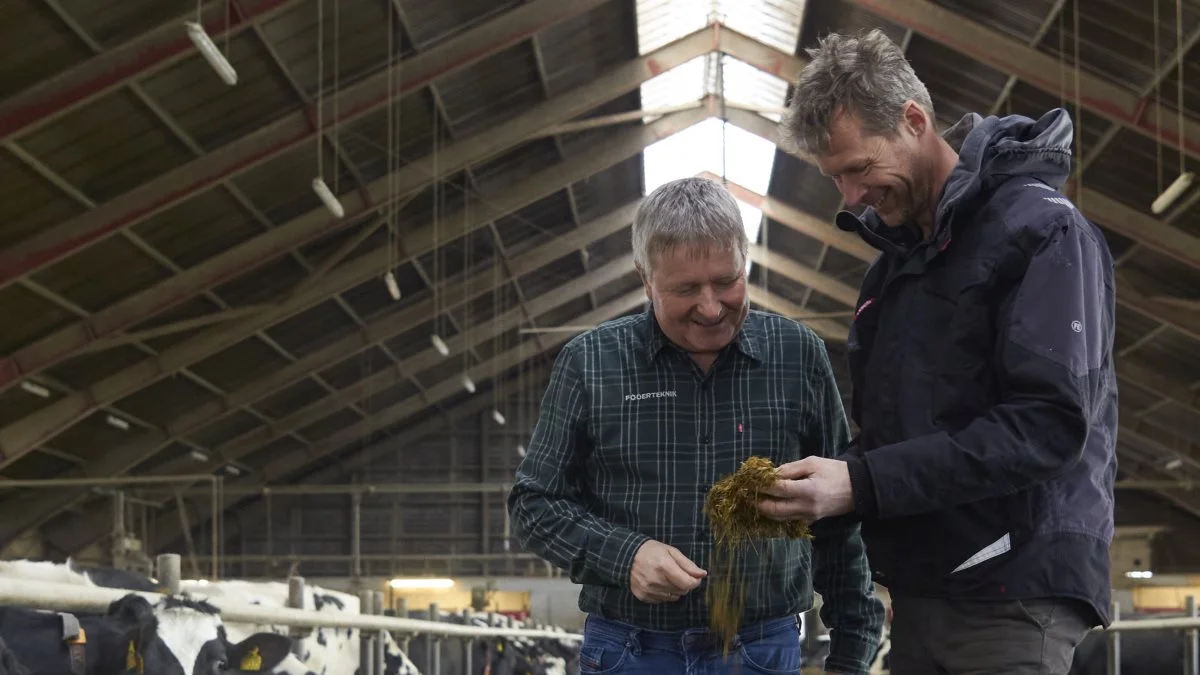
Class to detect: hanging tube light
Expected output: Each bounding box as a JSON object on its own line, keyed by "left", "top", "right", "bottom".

{"left": 311, "top": 177, "right": 345, "bottom": 218}
{"left": 491, "top": 409, "right": 506, "bottom": 426}
{"left": 431, "top": 335, "right": 450, "bottom": 356}
{"left": 1151, "top": 172, "right": 1195, "bottom": 214}
{"left": 461, "top": 374, "right": 476, "bottom": 393}
{"left": 383, "top": 271, "right": 401, "bottom": 300}
{"left": 185, "top": 22, "right": 237, "bottom": 86}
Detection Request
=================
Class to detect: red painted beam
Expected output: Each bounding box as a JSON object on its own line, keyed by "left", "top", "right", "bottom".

{"left": 844, "top": 0, "right": 1200, "bottom": 161}
{"left": 0, "top": 0, "right": 610, "bottom": 294}
{"left": 0, "top": 0, "right": 302, "bottom": 143}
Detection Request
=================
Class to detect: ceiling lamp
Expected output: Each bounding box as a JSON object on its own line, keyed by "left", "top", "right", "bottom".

{"left": 185, "top": 22, "right": 237, "bottom": 86}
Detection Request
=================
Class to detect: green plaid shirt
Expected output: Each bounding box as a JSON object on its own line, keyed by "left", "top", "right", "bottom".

{"left": 508, "top": 308, "right": 884, "bottom": 674}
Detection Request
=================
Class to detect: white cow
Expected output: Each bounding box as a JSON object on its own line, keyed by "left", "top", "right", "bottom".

{"left": 179, "top": 578, "right": 421, "bottom": 675}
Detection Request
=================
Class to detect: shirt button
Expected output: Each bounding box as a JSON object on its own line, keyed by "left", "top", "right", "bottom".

{"left": 701, "top": 434, "right": 711, "bottom": 444}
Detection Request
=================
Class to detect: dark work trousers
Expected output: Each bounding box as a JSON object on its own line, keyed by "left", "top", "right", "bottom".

{"left": 887, "top": 596, "right": 1094, "bottom": 675}
{"left": 578, "top": 613, "right": 803, "bottom": 675}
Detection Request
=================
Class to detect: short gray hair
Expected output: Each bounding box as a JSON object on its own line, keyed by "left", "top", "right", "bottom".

{"left": 631, "top": 177, "right": 748, "bottom": 278}
{"left": 780, "top": 29, "right": 934, "bottom": 156}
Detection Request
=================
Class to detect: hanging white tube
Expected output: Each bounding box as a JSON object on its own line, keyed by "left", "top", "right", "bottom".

{"left": 491, "top": 409, "right": 506, "bottom": 426}
{"left": 516, "top": 443, "right": 527, "bottom": 458}
{"left": 184, "top": 22, "right": 237, "bottom": 86}
{"left": 311, "top": 177, "right": 345, "bottom": 218}
{"left": 105, "top": 415, "right": 130, "bottom": 431}
{"left": 383, "top": 271, "right": 400, "bottom": 300}
{"left": 20, "top": 381, "right": 50, "bottom": 398}
{"left": 461, "top": 374, "right": 476, "bottom": 393}
{"left": 431, "top": 335, "right": 450, "bottom": 356}
{"left": 1151, "top": 172, "right": 1194, "bottom": 214}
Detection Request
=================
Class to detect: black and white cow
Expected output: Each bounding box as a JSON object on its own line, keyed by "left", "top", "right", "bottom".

{"left": 177, "top": 579, "right": 421, "bottom": 675}
{"left": 405, "top": 609, "right": 573, "bottom": 675}
{"left": 0, "top": 560, "right": 292, "bottom": 675}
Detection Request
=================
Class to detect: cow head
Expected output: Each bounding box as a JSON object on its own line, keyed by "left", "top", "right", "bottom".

{"left": 108, "top": 594, "right": 292, "bottom": 675}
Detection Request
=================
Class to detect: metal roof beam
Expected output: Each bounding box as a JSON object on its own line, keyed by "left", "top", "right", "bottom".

{"left": 0, "top": 0, "right": 612, "bottom": 294}
{"left": 0, "top": 103, "right": 711, "bottom": 470}
{"left": 0, "top": 111, "right": 705, "bottom": 546}
{"left": 843, "top": 0, "right": 1200, "bottom": 163}
{"left": 137, "top": 290, "right": 644, "bottom": 553}
{"left": 0, "top": 23, "right": 712, "bottom": 398}
{"left": 0, "top": 0, "right": 304, "bottom": 143}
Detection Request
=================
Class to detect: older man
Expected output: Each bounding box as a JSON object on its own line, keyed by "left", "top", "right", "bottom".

{"left": 508, "top": 176, "right": 884, "bottom": 675}
{"left": 758, "top": 29, "right": 1117, "bottom": 675}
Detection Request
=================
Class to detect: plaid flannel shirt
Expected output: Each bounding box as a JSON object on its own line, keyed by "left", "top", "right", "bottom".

{"left": 507, "top": 308, "right": 884, "bottom": 674}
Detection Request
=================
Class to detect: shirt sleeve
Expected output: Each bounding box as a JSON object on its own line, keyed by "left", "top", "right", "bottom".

{"left": 506, "top": 339, "right": 650, "bottom": 588}
{"left": 804, "top": 337, "right": 886, "bottom": 675}
{"left": 844, "top": 212, "right": 1114, "bottom": 519}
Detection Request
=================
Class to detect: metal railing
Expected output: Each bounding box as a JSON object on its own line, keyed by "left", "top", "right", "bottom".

{"left": 0, "top": 554, "right": 579, "bottom": 675}
{"left": 1101, "top": 597, "right": 1200, "bottom": 675}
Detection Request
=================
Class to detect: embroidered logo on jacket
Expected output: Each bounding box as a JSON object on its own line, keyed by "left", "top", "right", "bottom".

{"left": 625, "top": 391, "right": 677, "bottom": 401}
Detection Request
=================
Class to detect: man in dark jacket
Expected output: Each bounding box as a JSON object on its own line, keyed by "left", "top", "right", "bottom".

{"left": 756, "top": 29, "right": 1118, "bottom": 674}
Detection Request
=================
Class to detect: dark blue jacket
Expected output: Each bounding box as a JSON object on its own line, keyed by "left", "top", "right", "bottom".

{"left": 837, "top": 108, "right": 1118, "bottom": 626}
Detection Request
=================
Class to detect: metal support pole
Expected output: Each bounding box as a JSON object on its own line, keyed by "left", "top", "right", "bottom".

{"left": 395, "top": 598, "right": 410, "bottom": 653}
{"left": 351, "top": 493, "right": 362, "bottom": 579}
{"left": 1186, "top": 595, "right": 1199, "bottom": 675}
{"left": 111, "top": 491, "right": 126, "bottom": 569}
{"left": 287, "top": 576, "right": 310, "bottom": 654}
{"left": 428, "top": 602, "right": 441, "bottom": 675}
{"left": 372, "top": 590, "right": 385, "bottom": 675}
{"left": 359, "top": 590, "right": 375, "bottom": 675}
{"left": 460, "top": 608, "right": 474, "bottom": 675}
{"left": 155, "top": 554, "right": 181, "bottom": 594}
{"left": 1106, "top": 600, "right": 1120, "bottom": 675}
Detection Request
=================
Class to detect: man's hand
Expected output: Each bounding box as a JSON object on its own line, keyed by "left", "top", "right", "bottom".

{"left": 756, "top": 456, "right": 855, "bottom": 521}
{"left": 629, "top": 540, "right": 707, "bottom": 604}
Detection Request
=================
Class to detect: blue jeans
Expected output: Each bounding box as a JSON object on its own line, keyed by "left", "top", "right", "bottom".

{"left": 578, "top": 614, "right": 803, "bottom": 675}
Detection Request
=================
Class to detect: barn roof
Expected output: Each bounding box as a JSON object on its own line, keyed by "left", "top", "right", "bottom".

{"left": 0, "top": 0, "right": 1197, "bottom": 564}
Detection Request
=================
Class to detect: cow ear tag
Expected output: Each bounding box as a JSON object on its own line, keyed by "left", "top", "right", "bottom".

{"left": 126, "top": 640, "right": 144, "bottom": 674}
{"left": 240, "top": 646, "right": 263, "bottom": 671}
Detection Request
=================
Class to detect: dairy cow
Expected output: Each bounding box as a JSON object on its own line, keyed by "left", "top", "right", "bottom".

{"left": 0, "top": 559, "right": 291, "bottom": 675}
{"left": 405, "top": 609, "right": 572, "bottom": 675}
{"left": 178, "top": 579, "right": 421, "bottom": 675}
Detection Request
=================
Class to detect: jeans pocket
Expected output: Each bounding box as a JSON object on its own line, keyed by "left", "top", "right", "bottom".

{"left": 579, "top": 640, "right": 632, "bottom": 674}
{"left": 736, "top": 631, "right": 802, "bottom": 675}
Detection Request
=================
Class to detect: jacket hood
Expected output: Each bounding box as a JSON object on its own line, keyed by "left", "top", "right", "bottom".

{"left": 836, "top": 107, "right": 1076, "bottom": 253}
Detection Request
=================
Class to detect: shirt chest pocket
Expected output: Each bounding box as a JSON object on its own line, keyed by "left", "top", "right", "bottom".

{"left": 730, "top": 403, "right": 801, "bottom": 466}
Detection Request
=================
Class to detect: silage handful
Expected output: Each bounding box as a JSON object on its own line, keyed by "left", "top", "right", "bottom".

{"left": 704, "top": 456, "right": 813, "bottom": 653}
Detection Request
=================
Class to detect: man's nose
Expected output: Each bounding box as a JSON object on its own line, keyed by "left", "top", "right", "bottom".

{"left": 695, "top": 288, "right": 722, "bottom": 319}
{"left": 839, "top": 179, "right": 868, "bottom": 207}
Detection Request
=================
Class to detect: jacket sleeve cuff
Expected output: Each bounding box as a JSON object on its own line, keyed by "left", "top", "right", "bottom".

{"left": 596, "top": 529, "right": 651, "bottom": 588}
{"left": 844, "top": 456, "right": 878, "bottom": 519}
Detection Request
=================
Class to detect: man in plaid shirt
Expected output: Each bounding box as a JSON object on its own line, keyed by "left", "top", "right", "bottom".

{"left": 507, "top": 177, "right": 884, "bottom": 674}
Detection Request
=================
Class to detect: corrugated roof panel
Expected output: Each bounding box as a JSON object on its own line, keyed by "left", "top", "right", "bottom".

{"left": 471, "top": 136, "right": 563, "bottom": 196}
{"left": 18, "top": 90, "right": 196, "bottom": 202}
{"left": 719, "top": 0, "right": 805, "bottom": 54}
{"left": 262, "top": 0, "right": 394, "bottom": 97}
{"left": 241, "top": 434, "right": 307, "bottom": 469}
{"left": 639, "top": 54, "right": 707, "bottom": 111}
{"left": 58, "top": 0, "right": 188, "bottom": 47}
{"left": 2, "top": 451, "right": 76, "bottom": 481}
{"left": 296, "top": 407, "right": 362, "bottom": 443}
{"left": 400, "top": 0, "right": 523, "bottom": 49}
{"left": 721, "top": 56, "right": 790, "bottom": 116}
{"left": 435, "top": 43, "right": 545, "bottom": 136}
{"left": 211, "top": 253, "right": 310, "bottom": 308}
{"left": 188, "top": 335, "right": 295, "bottom": 392}
{"left": 384, "top": 317, "right": 456, "bottom": 361}
{"left": 261, "top": 299, "right": 360, "bottom": 358}
{"left": 356, "top": 379, "right": 419, "bottom": 414}
{"left": 29, "top": 235, "right": 172, "bottom": 313}
{"left": 255, "top": 378, "right": 332, "bottom": 419}
{"left": 131, "top": 189, "right": 265, "bottom": 270}
{"left": 138, "top": 32, "right": 301, "bottom": 151}
{"left": 316, "top": 344, "right": 393, "bottom": 389}
{"left": 637, "top": 0, "right": 709, "bottom": 54}
{"left": 0, "top": 147, "right": 87, "bottom": 250}
{"left": 1125, "top": 327, "right": 1200, "bottom": 384}
{"left": 494, "top": 189, "right": 575, "bottom": 252}
{"left": 186, "top": 409, "right": 266, "bottom": 450}
{"left": 1114, "top": 302, "right": 1163, "bottom": 353}
{"left": 761, "top": 218, "right": 824, "bottom": 269}
{"left": 43, "top": 344, "right": 148, "bottom": 390}
{"left": 114, "top": 375, "right": 221, "bottom": 429}
{"left": 336, "top": 89, "right": 440, "bottom": 185}
{"left": 538, "top": 0, "right": 637, "bottom": 97}
{"left": 931, "top": 0, "right": 1057, "bottom": 44}
{"left": 0, "top": 0, "right": 90, "bottom": 99}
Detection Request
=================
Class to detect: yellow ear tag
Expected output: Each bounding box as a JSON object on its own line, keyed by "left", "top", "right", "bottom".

{"left": 497, "top": 642, "right": 504, "bottom": 653}
{"left": 126, "top": 641, "right": 144, "bottom": 674}
{"left": 240, "top": 646, "right": 263, "bottom": 671}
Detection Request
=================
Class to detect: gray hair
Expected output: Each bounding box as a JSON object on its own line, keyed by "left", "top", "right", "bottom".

{"left": 631, "top": 177, "right": 748, "bottom": 278}
{"left": 780, "top": 29, "right": 934, "bottom": 156}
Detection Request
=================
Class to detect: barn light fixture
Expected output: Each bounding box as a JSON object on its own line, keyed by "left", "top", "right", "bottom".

{"left": 491, "top": 409, "right": 506, "bottom": 426}
{"left": 20, "top": 381, "right": 49, "bottom": 398}
{"left": 311, "top": 178, "right": 345, "bottom": 218}
{"left": 431, "top": 335, "right": 450, "bottom": 356}
{"left": 105, "top": 415, "right": 130, "bottom": 431}
{"left": 190, "top": 450, "right": 209, "bottom": 462}
{"left": 383, "top": 271, "right": 401, "bottom": 300}
{"left": 461, "top": 374, "right": 476, "bottom": 393}
{"left": 1151, "top": 172, "right": 1194, "bottom": 214}
{"left": 225, "top": 465, "right": 241, "bottom": 476}
{"left": 185, "top": 22, "right": 237, "bottom": 86}
{"left": 516, "top": 443, "right": 527, "bottom": 457}
{"left": 1166, "top": 457, "right": 1184, "bottom": 471}
{"left": 388, "top": 578, "right": 455, "bottom": 590}
{"left": 1125, "top": 570, "right": 1154, "bottom": 579}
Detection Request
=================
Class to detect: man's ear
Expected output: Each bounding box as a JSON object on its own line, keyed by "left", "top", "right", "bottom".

{"left": 227, "top": 633, "right": 292, "bottom": 672}
{"left": 900, "top": 100, "right": 929, "bottom": 137}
